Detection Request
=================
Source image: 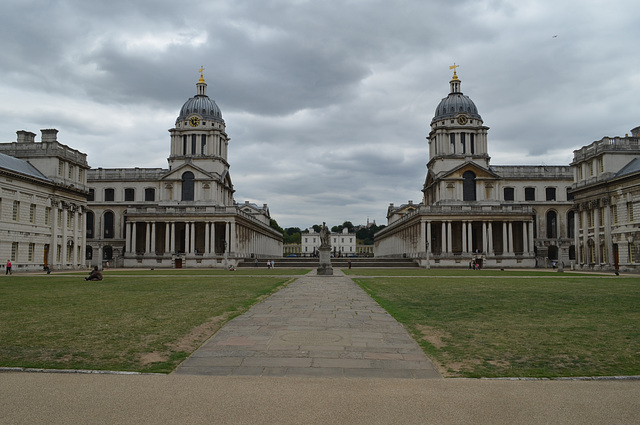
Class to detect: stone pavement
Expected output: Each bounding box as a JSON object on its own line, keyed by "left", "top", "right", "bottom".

{"left": 174, "top": 270, "right": 441, "bottom": 378}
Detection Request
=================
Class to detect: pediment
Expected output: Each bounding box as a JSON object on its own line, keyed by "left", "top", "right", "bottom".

{"left": 437, "top": 161, "right": 500, "bottom": 181}
{"left": 161, "top": 163, "right": 216, "bottom": 181}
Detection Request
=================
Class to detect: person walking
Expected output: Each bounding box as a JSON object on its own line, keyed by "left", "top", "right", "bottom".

{"left": 6, "top": 260, "right": 12, "bottom": 275}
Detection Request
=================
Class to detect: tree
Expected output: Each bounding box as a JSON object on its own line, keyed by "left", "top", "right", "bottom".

{"left": 269, "top": 218, "right": 284, "bottom": 234}
{"left": 311, "top": 224, "right": 322, "bottom": 233}
{"left": 342, "top": 221, "right": 355, "bottom": 232}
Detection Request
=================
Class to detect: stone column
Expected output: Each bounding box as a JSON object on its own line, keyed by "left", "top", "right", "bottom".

{"left": 441, "top": 222, "right": 446, "bottom": 253}
{"left": 528, "top": 218, "right": 535, "bottom": 254}
{"left": 205, "top": 222, "right": 211, "bottom": 254}
{"left": 447, "top": 221, "right": 452, "bottom": 254}
{"left": 508, "top": 222, "right": 514, "bottom": 254}
{"left": 604, "top": 200, "right": 613, "bottom": 266}
{"left": 132, "top": 222, "right": 137, "bottom": 254}
{"left": 189, "top": 221, "right": 195, "bottom": 254}
{"left": 170, "top": 222, "right": 176, "bottom": 253}
{"left": 462, "top": 222, "right": 467, "bottom": 254}
{"left": 165, "top": 222, "right": 170, "bottom": 254}
{"left": 62, "top": 206, "right": 68, "bottom": 265}
{"left": 211, "top": 222, "right": 216, "bottom": 254}
{"left": 226, "top": 222, "right": 231, "bottom": 253}
{"left": 126, "top": 221, "right": 132, "bottom": 254}
{"left": 230, "top": 221, "right": 237, "bottom": 254}
{"left": 426, "top": 221, "right": 432, "bottom": 253}
{"left": 482, "top": 221, "right": 488, "bottom": 253}
{"left": 488, "top": 221, "right": 494, "bottom": 255}
{"left": 502, "top": 222, "right": 508, "bottom": 255}
{"left": 522, "top": 221, "right": 528, "bottom": 255}
{"left": 145, "top": 222, "right": 151, "bottom": 254}
{"left": 594, "top": 205, "right": 601, "bottom": 263}
{"left": 151, "top": 222, "right": 156, "bottom": 255}
{"left": 467, "top": 221, "right": 473, "bottom": 253}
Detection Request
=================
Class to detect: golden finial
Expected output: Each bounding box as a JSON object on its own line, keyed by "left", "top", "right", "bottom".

{"left": 198, "top": 66, "right": 205, "bottom": 83}
{"left": 449, "top": 63, "right": 459, "bottom": 80}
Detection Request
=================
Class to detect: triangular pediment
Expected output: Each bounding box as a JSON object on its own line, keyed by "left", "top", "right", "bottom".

{"left": 436, "top": 161, "right": 500, "bottom": 181}
{"left": 161, "top": 162, "right": 217, "bottom": 181}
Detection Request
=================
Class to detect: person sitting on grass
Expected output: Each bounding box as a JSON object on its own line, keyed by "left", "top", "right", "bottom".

{"left": 84, "top": 266, "right": 103, "bottom": 281}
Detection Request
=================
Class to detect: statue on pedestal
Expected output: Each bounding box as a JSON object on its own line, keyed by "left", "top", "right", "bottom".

{"left": 317, "top": 221, "right": 333, "bottom": 276}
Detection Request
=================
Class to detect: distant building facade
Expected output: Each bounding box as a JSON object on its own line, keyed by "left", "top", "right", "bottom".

{"left": 570, "top": 126, "right": 640, "bottom": 272}
{"left": 0, "top": 129, "right": 89, "bottom": 271}
{"left": 85, "top": 72, "right": 282, "bottom": 268}
{"left": 302, "top": 228, "right": 356, "bottom": 256}
{"left": 375, "top": 69, "right": 574, "bottom": 268}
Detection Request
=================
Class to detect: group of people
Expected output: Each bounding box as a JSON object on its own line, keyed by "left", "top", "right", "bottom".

{"left": 84, "top": 266, "right": 103, "bottom": 281}
{"left": 266, "top": 260, "right": 275, "bottom": 269}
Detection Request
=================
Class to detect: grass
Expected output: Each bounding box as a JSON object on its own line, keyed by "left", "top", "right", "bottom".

{"left": 354, "top": 274, "right": 640, "bottom": 378}
{"left": 0, "top": 273, "right": 293, "bottom": 373}
{"left": 343, "top": 269, "right": 594, "bottom": 277}
{"left": 61, "top": 268, "right": 312, "bottom": 276}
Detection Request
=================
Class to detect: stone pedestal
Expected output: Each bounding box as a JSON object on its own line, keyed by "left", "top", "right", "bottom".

{"left": 317, "top": 246, "right": 333, "bottom": 276}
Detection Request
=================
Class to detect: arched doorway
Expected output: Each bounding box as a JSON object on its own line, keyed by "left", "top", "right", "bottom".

{"left": 182, "top": 172, "right": 195, "bottom": 201}
{"left": 462, "top": 171, "right": 476, "bottom": 201}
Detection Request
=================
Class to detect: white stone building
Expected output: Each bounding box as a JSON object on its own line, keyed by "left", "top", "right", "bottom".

{"left": 570, "top": 127, "right": 640, "bottom": 271}
{"left": 302, "top": 228, "right": 357, "bottom": 257}
{"left": 375, "top": 69, "right": 574, "bottom": 268}
{"left": 86, "top": 72, "right": 282, "bottom": 268}
{"left": 0, "top": 129, "right": 89, "bottom": 271}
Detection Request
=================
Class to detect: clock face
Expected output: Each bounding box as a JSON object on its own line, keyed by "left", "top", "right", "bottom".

{"left": 457, "top": 115, "right": 468, "bottom": 125}
{"left": 189, "top": 116, "right": 201, "bottom": 127}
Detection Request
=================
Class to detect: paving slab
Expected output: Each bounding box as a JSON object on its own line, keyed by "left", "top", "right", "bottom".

{"left": 175, "top": 270, "right": 441, "bottom": 378}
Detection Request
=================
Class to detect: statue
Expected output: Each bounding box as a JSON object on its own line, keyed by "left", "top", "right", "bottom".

{"left": 319, "top": 222, "right": 331, "bottom": 248}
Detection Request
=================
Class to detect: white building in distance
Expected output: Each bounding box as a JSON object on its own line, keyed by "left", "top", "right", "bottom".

{"left": 302, "top": 228, "right": 356, "bottom": 257}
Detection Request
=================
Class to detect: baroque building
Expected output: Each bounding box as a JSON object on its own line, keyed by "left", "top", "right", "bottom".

{"left": 570, "top": 126, "right": 640, "bottom": 271}
{"left": 86, "top": 71, "right": 282, "bottom": 268}
{"left": 375, "top": 68, "right": 574, "bottom": 268}
{"left": 0, "top": 129, "right": 89, "bottom": 271}
{"left": 301, "top": 228, "right": 357, "bottom": 257}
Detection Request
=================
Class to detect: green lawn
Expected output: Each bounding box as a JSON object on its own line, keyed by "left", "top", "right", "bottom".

{"left": 0, "top": 274, "right": 292, "bottom": 373}
{"left": 354, "top": 274, "right": 640, "bottom": 378}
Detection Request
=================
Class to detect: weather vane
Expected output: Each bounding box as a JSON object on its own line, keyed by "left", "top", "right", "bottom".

{"left": 449, "top": 63, "right": 459, "bottom": 77}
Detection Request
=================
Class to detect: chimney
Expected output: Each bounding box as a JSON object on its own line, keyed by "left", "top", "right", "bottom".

{"left": 41, "top": 129, "right": 59, "bottom": 143}
{"left": 16, "top": 130, "right": 36, "bottom": 143}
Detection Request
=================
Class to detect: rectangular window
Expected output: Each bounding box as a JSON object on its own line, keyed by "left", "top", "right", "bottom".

{"left": 191, "top": 134, "right": 197, "bottom": 155}
{"left": 612, "top": 205, "right": 618, "bottom": 224}
{"left": 58, "top": 209, "right": 63, "bottom": 227}
{"left": 28, "top": 243, "right": 34, "bottom": 262}
{"left": 11, "top": 242, "right": 18, "bottom": 261}
{"left": 45, "top": 207, "right": 51, "bottom": 225}
{"left": 589, "top": 161, "right": 594, "bottom": 176}
{"left": 470, "top": 133, "right": 475, "bottom": 154}
{"left": 58, "top": 160, "right": 64, "bottom": 176}
{"left": 88, "top": 188, "right": 95, "bottom": 202}
{"left": 589, "top": 209, "right": 594, "bottom": 227}
{"left": 577, "top": 167, "right": 583, "bottom": 180}
{"left": 29, "top": 204, "right": 36, "bottom": 223}
{"left": 598, "top": 158, "right": 604, "bottom": 173}
{"left": 78, "top": 168, "right": 83, "bottom": 182}
{"left": 183, "top": 135, "right": 188, "bottom": 155}
{"left": 145, "top": 188, "right": 155, "bottom": 201}
{"left": 628, "top": 202, "right": 634, "bottom": 222}
{"left": 105, "top": 188, "right": 115, "bottom": 202}
{"left": 68, "top": 165, "right": 74, "bottom": 179}
{"left": 450, "top": 134, "right": 455, "bottom": 154}
{"left": 566, "top": 188, "right": 574, "bottom": 201}
{"left": 124, "top": 188, "right": 135, "bottom": 202}
{"left": 12, "top": 200, "right": 19, "bottom": 221}
{"left": 461, "top": 133, "right": 466, "bottom": 154}
{"left": 67, "top": 213, "right": 72, "bottom": 229}
{"left": 201, "top": 135, "right": 207, "bottom": 155}
{"left": 524, "top": 188, "right": 535, "bottom": 201}
{"left": 504, "top": 187, "right": 514, "bottom": 201}
{"left": 545, "top": 187, "right": 556, "bottom": 201}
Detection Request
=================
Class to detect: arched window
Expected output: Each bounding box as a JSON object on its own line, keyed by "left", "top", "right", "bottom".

{"left": 182, "top": 172, "right": 195, "bottom": 201}
{"left": 567, "top": 211, "right": 575, "bottom": 239}
{"left": 104, "top": 211, "right": 114, "bottom": 239}
{"left": 86, "top": 211, "right": 94, "bottom": 239}
{"left": 546, "top": 210, "right": 557, "bottom": 239}
{"left": 463, "top": 171, "right": 476, "bottom": 201}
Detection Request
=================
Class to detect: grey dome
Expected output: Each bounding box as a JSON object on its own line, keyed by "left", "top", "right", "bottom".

{"left": 177, "top": 94, "right": 224, "bottom": 123}
{"left": 432, "top": 93, "right": 482, "bottom": 123}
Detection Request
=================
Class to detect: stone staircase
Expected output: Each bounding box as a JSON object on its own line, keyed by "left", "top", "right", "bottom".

{"left": 237, "top": 257, "right": 419, "bottom": 268}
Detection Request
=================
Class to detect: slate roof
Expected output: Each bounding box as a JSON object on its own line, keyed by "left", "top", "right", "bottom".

{"left": 0, "top": 152, "right": 50, "bottom": 182}
{"left": 616, "top": 157, "right": 640, "bottom": 178}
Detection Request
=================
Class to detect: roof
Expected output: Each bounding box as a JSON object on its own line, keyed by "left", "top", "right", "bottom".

{"left": 616, "top": 157, "right": 640, "bottom": 178}
{"left": 0, "top": 152, "right": 50, "bottom": 182}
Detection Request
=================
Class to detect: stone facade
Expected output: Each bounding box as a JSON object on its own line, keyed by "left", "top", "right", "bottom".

{"left": 0, "top": 129, "right": 89, "bottom": 271}
{"left": 570, "top": 127, "right": 640, "bottom": 272}
{"left": 85, "top": 73, "right": 282, "bottom": 268}
{"left": 375, "top": 70, "right": 574, "bottom": 268}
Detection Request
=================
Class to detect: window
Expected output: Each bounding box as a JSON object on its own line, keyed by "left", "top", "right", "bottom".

{"left": 45, "top": 207, "right": 51, "bottom": 225}
{"left": 124, "top": 188, "right": 135, "bottom": 202}
{"left": 12, "top": 200, "right": 19, "bottom": 221}
{"left": 181, "top": 172, "right": 195, "bottom": 201}
{"left": 628, "top": 202, "right": 634, "bottom": 222}
{"left": 58, "top": 160, "right": 64, "bottom": 176}
{"left": 545, "top": 187, "right": 556, "bottom": 201}
{"left": 567, "top": 211, "right": 575, "bottom": 239}
{"left": 28, "top": 243, "right": 34, "bottom": 262}
{"left": 58, "top": 209, "right": 63, "bottom": 227}
{"left": 461, "top": 133, "right": 466, "bottom": 154}
{"left": 612, "top": 205, "right": 618, "bottom": 224}
{"left": 577, "top": 167, "right": 583, "bottom": 180}
{"left": 450, "top": 134, "right": 455, "bottom": 153}
{"left": 504, "top": 187, "right": 515, "bottom": 201}
{"left": 462, "top": 171, "right": 476, "bottom": 201}
{"left": 86, "top": 211, "right": 94, "bottom": 238}
{"left": 88, "top": 188, "right": 95, "bottom": 202}
{"left": 201, "top": 135, "right": 207, "bottom": 155}
{"left": 191, "top": 134, "right": 197, "bottom": 155}
{"left": 11, "top": 242, "right": 18, "bottom": 261}
{"left": 30, "top": 204, "right": 36, "bottom": 223}
{"left": 105, "top": 188, "right": 115, "bottom": 202}
{"left": 598, "top": 158, "right": 604, "bottom": 173}
{"left": 525, "top": 188, "right": 535, "bottom": 201}
{"left": 589, "top": 161, "right": 594, "bottom": 176}
{"left": 56, "top": 244, "right": 61, "bottom": 263}
{"left": 68, "top": 165, "right": 74, "bottom": 179}
{"left": 470, "top": 133, "right": 475, "bottom": 154}
{"left": 78, "top": 168, "right": 83, "bottom": 182}
{"left": 104, "top": 211, "right": 114, "bottom": 239}
{"left": 183, "top": 135, "right": 187, "bottom": 155}
{"left": 145, "top": 188, "right": 155, "bottom": 201}
{"left": 589, "top": 209, "right": 594, "bottom": 227}
{"left": 546, "top": 210, "right": 557, "bottom": 239}
{"left": 566, "top": 188, "right": 574, "bottom": 201}
{"left": 67, "top": 212, "right": 72, "bottom": 228}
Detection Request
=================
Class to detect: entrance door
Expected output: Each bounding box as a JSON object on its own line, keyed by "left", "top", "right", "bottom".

{"left": 43, "top": 244, "right": 49, "bottom": 268}
{"left": 175, "top": 258, "right": 182, "bottom": 269}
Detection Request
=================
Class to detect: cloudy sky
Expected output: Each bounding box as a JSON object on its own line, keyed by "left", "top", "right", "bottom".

{"left": 1, "top": 0, "right": 638, "bottom": 229}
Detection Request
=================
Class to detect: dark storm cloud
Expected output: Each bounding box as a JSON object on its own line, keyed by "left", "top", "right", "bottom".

{"left": 1, "top": 0, "right": 639, "bottom": 228}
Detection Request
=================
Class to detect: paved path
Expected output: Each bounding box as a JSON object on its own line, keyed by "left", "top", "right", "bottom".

{"left": 175, "top": 270, "right": 441, "bottom": 378}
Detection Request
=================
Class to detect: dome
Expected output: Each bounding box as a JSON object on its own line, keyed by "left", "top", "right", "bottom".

{"left": 177, "top": 94, "right": 224, "bottom": 124}
{"left": 431, "top": 74, "right": 482, "bottom": 123}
